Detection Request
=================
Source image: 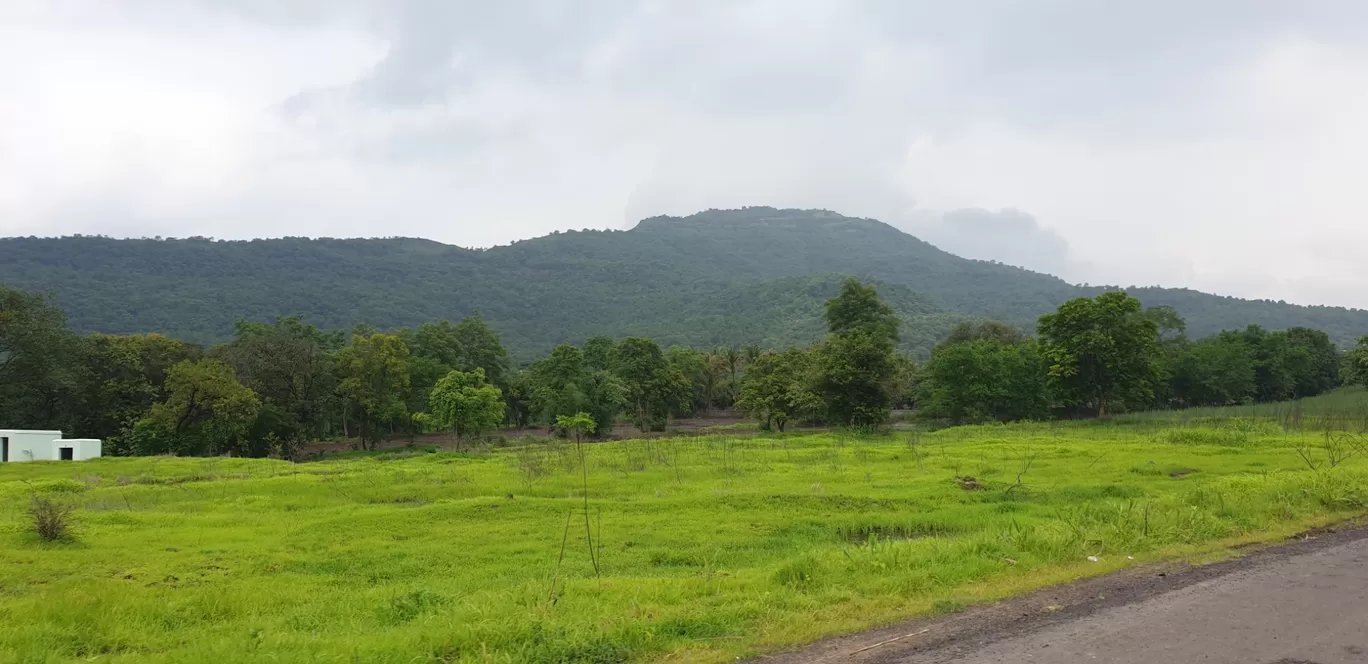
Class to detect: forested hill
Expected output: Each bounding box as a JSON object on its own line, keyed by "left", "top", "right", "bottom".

{"left": 3, "top": 207, "right": 1366, "bottom": 356}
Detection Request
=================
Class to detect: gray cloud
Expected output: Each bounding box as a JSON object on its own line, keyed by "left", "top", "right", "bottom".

{"left": 4, "top": 1, "right": 1368, "bottom": 308}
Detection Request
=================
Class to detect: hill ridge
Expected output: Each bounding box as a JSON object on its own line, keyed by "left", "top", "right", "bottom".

{"left": 2, "top": 208, "right": 1365, "bottom": 355}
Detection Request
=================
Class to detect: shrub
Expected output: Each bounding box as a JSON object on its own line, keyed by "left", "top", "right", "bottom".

{"left": 29, "top": 497, "right": 75, "bottom": 541}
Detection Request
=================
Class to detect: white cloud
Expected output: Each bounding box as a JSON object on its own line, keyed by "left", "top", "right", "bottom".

{"left": 3, "top": 1, "right": 1368, "bottom": 308}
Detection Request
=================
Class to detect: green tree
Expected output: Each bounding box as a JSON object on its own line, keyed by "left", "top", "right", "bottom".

{"left": 1282, "top": 327, "right": 1340, "bottom": 397}
{"left": 811, "top": 278, "right": 899, "bottom": 427}
{"left": 218, "top": 317, "right": 339, "bottom": 445}
{"left": 501, "top": 369, "right": 535, "bottom": 429}
{"left": 68, "top": 335, "right": 157, "bottom": 442}
{"left": 613, "top": 337, "right": 689, "bottom": 432}
{"left": 581, "top": 336, "right": 616, "bottom": 372}
{"left": 824, "top": 278, "right": 900, "bottom": 342}
{"left": 430, "top": 368, "right": 505, "bottom": 446}
{"left": 529, "top": 344, "right": 589, "bottom": 424}
{"left": 921, "top": 339, "right": 1050, "bottom": 423}
{"left": 0, "top": 286, "right": 80, "bottom": 429}
{"left": 1345, "top": 336, "right": 1368, "bottom": 387}
{"left": 453, "top": 313, "right": 509, "bottom": 387}
{"left": 1167, "top": 336, "right": 1256, "bottom": 407}
{"left": 665, "top": 346, "right": 710, "bottom": 416}
{"left": 554, "top": 411, "right": 596, "bottom": 443}
{"left": 1037, "top": 292, "right": 1160, "bottom": 417}
{"left": 131, "top": 359, "right": 261, "bottom": 456}
{"left": 940, "top": 321, "right": 1024, "bottom": 347}
{"left": 736, "top": 348, "right": 812, "bottom": 431}
{"left": 336, "top": 331, "right": 411, "bottom": 449}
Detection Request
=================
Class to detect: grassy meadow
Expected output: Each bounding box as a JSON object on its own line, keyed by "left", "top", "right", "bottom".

{"left": 5, "top": 394, "right": 1368, "bottom": 663}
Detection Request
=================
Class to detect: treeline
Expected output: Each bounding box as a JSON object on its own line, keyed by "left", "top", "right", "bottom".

{"left": 918, "top": 292, "right": 1360, "bottom": 423}
{"left": 4, "top": 281, "right": 1366, "bottom": 458}
{"left": 0, "top": 281, "right": 912, "bottom": 457}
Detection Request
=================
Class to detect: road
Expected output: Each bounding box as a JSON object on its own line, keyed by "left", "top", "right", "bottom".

{"left": 770, "top": 525, "right": 1368, "bottom": 664}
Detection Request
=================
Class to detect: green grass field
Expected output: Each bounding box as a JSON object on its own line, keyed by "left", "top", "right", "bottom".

{"left": 4, "top": 407, "right": 1368, "bottom": 663}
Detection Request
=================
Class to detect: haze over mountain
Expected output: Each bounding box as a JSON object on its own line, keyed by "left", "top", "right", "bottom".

{"left": 2, "top": 208, "right": 1366, "bottom": 358}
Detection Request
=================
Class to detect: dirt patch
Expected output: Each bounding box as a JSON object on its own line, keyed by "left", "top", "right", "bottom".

{"left": 758, "top": 520, "right": 1368, "bottom": 664}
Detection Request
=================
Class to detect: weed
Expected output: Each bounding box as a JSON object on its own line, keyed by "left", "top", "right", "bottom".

{"left": 29, "top": 497, "right": 75, "bottom": 541}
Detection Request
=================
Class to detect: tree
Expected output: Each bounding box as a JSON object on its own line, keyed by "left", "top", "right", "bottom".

{"left": 940, "top": 321, "right": 1024, "bottom": 347}
{"left": 430, "top": 368, "right": 505, "bottom": 446}
{"left": 1037, "top": 292, "right": 1160, "bottom": 417}
{"left": 530, "top": 344, "right": 589, "bottom": 424}
{"left": 453, "top": 313, "right": 509, "bottom": 387}
{"left": 1282, "top": 327, "right": 1340, "bottom": 398}
{"left": 554, "top": 412, "right": 596, "bottom": 443}
{"left": 824, "top": 278, "right": 900, "bottom": 342}
{"left": 335, "top": 331, "right": 411, "bottom": 449}
{"left": 527, "top": 343, "right": 626, "bottom": 436}
{"left": 501, "top": 369, "right": 535, "bottom": 429}
{"left": 1345, "top": 336, "right": 1368, "bottom": 387}
{"left": 131, "top": 359, "right": 261, "bottom": 456}
{"left": 811, "top": 279, "right": 899, "bottom": 428}
{"left": 218, "top": 317, "right": 339, "bottom": 445}
{"left": 613, "top": 337, "right": 689, "bottom": 432}
{"left": 0, "top": 286, "right": 80, "bottom": 429}
{"left": 68, "top": 335, "right": 157, "bottom": 442}
{"left": 581, "top": 336, "right": 616, "bottom": 372}
{"left": 665, "top": 346, "right": 710, "bottom": 416}
{"left": 736, "top": 348, "right": 812, "bottom": 431}
{"left": 1167, "top": 336, "right": 1255, "bottom": 407}
{"left": 921, "top": 339, "right": 1051, "bottom": 424}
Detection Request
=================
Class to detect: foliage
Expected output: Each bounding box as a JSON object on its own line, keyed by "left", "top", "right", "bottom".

{"left": 554, "top": 411, "right": 596, "bottom": 442}
{"left": 1166, "top": 335, "right": 1256, "bottom": 408}
{"left": 335, "top": 332, "right": 411, "bottom": 449}
{"left": 1038, "top": 292, "right": 1161, "bottom": 416}
{"left": 811, "top": 280, "right": 899, "bottom": 428}
{"left": 613, "top": 337, "right": 690, "bottom": 432}
{"left": 939, "top": 321, "right": 1025, "bottom": 347}
{"left": 921, "top": 339, "right": 1051, "bottom": 423}
{"left": 736, "top": 348, "right": 814, "bottom": 431}
{"left": 216, "top": 317, "right": 340, "bottom": 444}
{"left": 0, "top": 286, "right": 79, "bottom": 431}
{"left": 132, "top": 359, "right": 261, "bottom": 456}
{"left": 11, "top": 210, "right": 1367, "bottom": 359}
{"left": 1346, "top": 337, "right": 1368, "bottom": 388}
{"left": 429, "top": 369, "right": 505, "bottom": 443}
{"left": 28, "top": 496, "right": 75, "bottom": 542}
{"left": 823, "top": 278, "right": 901, "bottom": 342}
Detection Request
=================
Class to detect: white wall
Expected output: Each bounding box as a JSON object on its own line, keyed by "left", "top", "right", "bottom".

{"left": 63, "top": 439, "right": 103, "bottom": 461}
{"left": 0, "top": 430, "right": 102, "bottom": 462}
{"left": 0, "top": 430, "right": 62, "bottom": 462}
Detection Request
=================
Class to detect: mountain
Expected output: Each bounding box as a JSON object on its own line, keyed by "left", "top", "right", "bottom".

{"left": 2, "top": 207, "right": 1366, "bottom": 358}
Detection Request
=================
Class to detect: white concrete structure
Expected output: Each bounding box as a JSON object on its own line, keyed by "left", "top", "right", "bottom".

{"left": 0, "top": 430, "right": 102, "bottom": 463}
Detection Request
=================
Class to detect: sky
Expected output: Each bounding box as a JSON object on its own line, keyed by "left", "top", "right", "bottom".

{"left": 4, "top": 1, "right": 1368, "bottom": 308}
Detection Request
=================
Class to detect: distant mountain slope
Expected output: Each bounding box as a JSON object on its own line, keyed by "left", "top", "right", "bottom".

{"left": 2, "top": 207, "right": 1366, "bottom": 356}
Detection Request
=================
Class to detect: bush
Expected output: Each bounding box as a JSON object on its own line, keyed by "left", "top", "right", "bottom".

{"left": 29, "top": 497, "right": 75, "bottom": 541}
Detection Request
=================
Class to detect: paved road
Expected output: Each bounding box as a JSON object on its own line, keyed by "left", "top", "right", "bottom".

{"left": 907, "top": 534, "right": 1368, "bottom": 664}
{"left": 769, "top": 527, "right": 1368, "bottom": 664}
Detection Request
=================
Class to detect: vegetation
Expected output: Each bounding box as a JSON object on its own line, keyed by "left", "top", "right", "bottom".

{"left": 5, "top": 208, "right": 1368, "bottom": 357}
{"left": 3, "top": 278, "right": 1363, "bottom": 455}
{"left": 4, "top": 416, "right": 1368, "bottom": 662}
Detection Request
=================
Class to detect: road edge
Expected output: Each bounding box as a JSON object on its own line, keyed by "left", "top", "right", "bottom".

{"left": 757, "top": 519, "right": 1368, "bottom": 664}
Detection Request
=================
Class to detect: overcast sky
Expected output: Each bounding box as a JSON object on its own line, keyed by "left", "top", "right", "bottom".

{"left": 4, "top": 1, "right": 1368, "bottom": 308}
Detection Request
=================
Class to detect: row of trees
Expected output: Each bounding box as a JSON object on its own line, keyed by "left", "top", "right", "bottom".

{"left": 916, "top": 292, "right": 1352, "bottom": 424}
{"left": 2, "top": 284, "right": 859, "bottom": 456}
{"left": 4, "top": 281, "right": 1365, "bottom": 456}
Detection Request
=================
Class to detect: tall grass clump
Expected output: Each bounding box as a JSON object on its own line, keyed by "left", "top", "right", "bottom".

{"left": 28, "top": 497, "right": 75, "bottom": 541}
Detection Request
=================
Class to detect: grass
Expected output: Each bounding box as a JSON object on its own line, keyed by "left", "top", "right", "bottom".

{"left": 3, "top": 417, "right": 1368, "bottom": 663}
